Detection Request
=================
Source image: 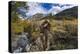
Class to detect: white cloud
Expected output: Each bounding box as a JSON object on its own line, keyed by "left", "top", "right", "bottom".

{"left": 25, "top": 2, "right": 77, "bottom": 17}
{"left": 48, "top": 6, "right": 62, "bottom": 15}
{"left": 48, "top": 4, "right": 77, "bottom": 15}
{"left": 26, "top": 2, "right": 47, "bottom": 16}
{"left": 61, "top": 4, "right": 77, "bottom": 10}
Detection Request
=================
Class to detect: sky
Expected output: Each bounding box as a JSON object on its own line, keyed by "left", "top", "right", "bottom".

{"left": 17, "top": 2, "right": 77, "bottom": 18}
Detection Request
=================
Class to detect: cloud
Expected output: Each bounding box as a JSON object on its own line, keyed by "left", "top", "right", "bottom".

{"left": 48, "top": 4, "right": 77, "bottom": 15}
{"left": 26, "top": 2, "right": 77, "bottom": 16}
{"left": 26, "top": 2, "right": 47, "bottom": 17}
{"left": 48, "top": 6, "right": 62, "bottom": 15}
{"left": 61, "top": 4, "right": 77, "bottom": 10}
{"left": 17, "top": 2, "right": 77, "bottom": 18}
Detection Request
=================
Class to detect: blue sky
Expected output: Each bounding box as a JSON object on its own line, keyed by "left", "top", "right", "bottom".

{"left": 40, "top": 3, "right": 53, "bottom": 10}
{"left": 17, "top": 2, "right": 77, "bottom": 18}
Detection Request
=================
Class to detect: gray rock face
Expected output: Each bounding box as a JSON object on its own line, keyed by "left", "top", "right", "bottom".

{"left": 13, "top": 47, "right": 23, "bottom": 53}
{"left": 13, "top": 33, "right": 31, "bottom": 52}
{"left": 12, "top": 30, "right": 54, "bottom": 52}
{"left": 17, "top": 35, "right": 29, "bottom": 48}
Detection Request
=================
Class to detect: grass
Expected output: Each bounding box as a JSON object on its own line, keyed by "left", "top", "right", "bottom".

{"left": 11, "top": 18, "right": 78, "bottom": 51}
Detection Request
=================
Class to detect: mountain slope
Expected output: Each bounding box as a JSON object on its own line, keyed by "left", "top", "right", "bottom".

{"left": 55, "top": 6, "right": 78, "bottom": 18}
{"left": 28, "top": 13, "right": 46, "bottom": 20}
